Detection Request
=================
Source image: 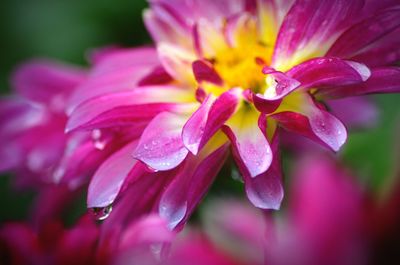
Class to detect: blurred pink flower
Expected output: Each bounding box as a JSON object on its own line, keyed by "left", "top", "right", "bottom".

{"left": 162, "top": 155, "right": 400, "bottom": 265}
{"left": 64, "top": 0, "right": 400, "bottom": 230}
{"left": 0, "top": 213, "right": 174, "bottom": 265}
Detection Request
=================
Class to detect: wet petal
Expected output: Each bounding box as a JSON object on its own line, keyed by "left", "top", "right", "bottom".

{"left": 87, "top": 140, "right": 138, "bottom": 208}
{"left": 133, "top": 112, "right": 189, "bottom": 171}
{"left": 159, "top": 135, "right": 229, "bottom": 230}
{"left": 287, "top": 57, "right": 371, "bottom": 89}
{"left": 327, "top": 6, "right": 400, "bottom": 62}
{"left": 66, "top": 86, "right": 194, "bottom": 132}
{"left": 273, "top": 102, "right": 347, "bottom": 152}
{"left": 182, "top": 89, "right": 241, "bottom": 155}
{"left": 224, "top": 107, "right": 272, "bottom": 178}
{"left": 272, "top": 0, "right": 363, "bottom": 71}
{"left": 239, "top": 132, "right": 284, "bottom": 209}
{"left": 317, "top": 67, "right": 400, "bottom": 99}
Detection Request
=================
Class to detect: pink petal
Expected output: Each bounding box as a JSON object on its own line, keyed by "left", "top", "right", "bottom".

{"left": 137, "top": 65, "right": 173, "bottom": 86}
{"left": 254, "top": 69, "right": 301, "bottom": 113}
{"left": 223, "top": 109, "right": 272, "bottom": 178}
{"left": 239, "top": 131, "right": 284, "bottom": 210}
{"left": 327, "top": 97, "right": 379, "bottom": 129}
{"left": 317, "top": 67, "right": 400, "bottom": 99}
{"left": 159, "top": 142, "right": 229, "bottom": 230}
{"left": 12, "top": 60, "right": 86, "bottom": 106}
{"left": 349, "top": 28, "right": 400, "bottom": 67}
{"left": 327, "top": 6, "right": 400, "bottom": 62}
{"left": 182, "top": 89, "right": 241, "bottom": 155}
{"left": 72, "top": 103, "right": 188, "bottom": 131}
{"left": 133, "top": 112, "right": 189, "bottom": 171}
{"left": 157, "top": 43, "right": 196, "bottom": 84}
{"left": 68, "top": 47, "right": 159, "bottom": 113}
{"left": 66, "top": 86, "right": 193, "bottom": 132}
{"left": 143, "top": 7, "right": 190, "bottom": 45}
{"left": 272, "top": 0, "right": 363, "bottom": 69}
{"left": 119, "top": 215, "right": 174, "bottom": 250}
{"left": 192, "top": 60, "right": 223, "bottom": 86}
{"left": 272, "top": 101, "right": 347, "bottom": 152}
{"left": 287, "top": 57, "right": 371, "bottom": 88}
{"left": 87, "top": 140, "right": 138, "bottom": 208}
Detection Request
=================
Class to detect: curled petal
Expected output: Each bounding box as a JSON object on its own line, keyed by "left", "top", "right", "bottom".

{"left": 182, "top": 89, "right": 241, "bottom": 155}
{"left": 317, "top": 67, "right": 400, "bottom": 99}
{"left": 133, "top": 112, "right": 189, "bottom": 171}
{"left": 287, "top": 58, "right": 371, "bottom": 89}
{"left": 87, "top": 141, "right": 138, "bottom": 208}
{"left": 224, "top": 108, "right": 272, "bottom": 178}
{"left": 273, "top": 106, "right": 347, "bottom": 152}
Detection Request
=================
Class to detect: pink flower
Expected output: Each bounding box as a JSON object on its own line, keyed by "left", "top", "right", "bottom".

{"left": 162, "top": 154, "right": 400, "bottom": 265}
{"left": 66, "top": 0, "right": 400, "bottom": 229}
{"left": 0, "top": 213, "right": 173, "bottom": 265}
{"left": 0, "top": 59, "right": 116, "bottom": 189}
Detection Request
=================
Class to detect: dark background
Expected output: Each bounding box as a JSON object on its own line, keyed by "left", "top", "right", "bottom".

{"left": 0, "top": 0, "right": 399, "bottom": 223}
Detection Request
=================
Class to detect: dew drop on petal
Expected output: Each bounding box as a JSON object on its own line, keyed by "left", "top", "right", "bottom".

{"left": 159, "top": 201, "right": 187, "bottom": 230}
{"left": 89, "top": 205, "right": 113, "bottom": 221}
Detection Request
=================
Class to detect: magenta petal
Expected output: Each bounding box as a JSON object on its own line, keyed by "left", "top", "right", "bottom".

{"left": 182, "top": 95, "right": 215, "bottom": 155}
{"left": 66, "top": 87, "right": 192, "bottom": 132}
{"left": 71, "top": 103, "right": 184, "bottom": 131}
{"left": 192, "top": 60, "right": 223, "bottom": 86}
{"left": 182, "top": 89, "right": 240, "bottom": 155}
{"left": 119, "top": 215, "right": 174, "bottom": 250}
{"left": 239, "top": 132, "right": 284, "bottom": 210}
{"left": 262, "top": 69, "right": 301, "bottom": 99}
{"left": 87, "top": 140, "right": 138, "bottom": 208}
{"left": 272, "top": 0, "right": 362, "bottom": 67}
{"left": 223, "top": 112, "right": 272, "bottom": 178}
{"left": 273, "top": 105, "right": 347, "bottom": 152}
{"left": 133, "top": 112, "right": 188, "bottom": 171}
{"left": 244, "top": 168, "right": 283, "bottom": 210}
{"left": 12, "top": 60, "right": 86, "bottom": 105}
{"left": 317, "top": 67, "right": 400, "bottom": 99}
{"left": 327, "top": 6, "right": 400, "bottom": 61}
{"left": 137, "top": 65, "right": 173, "bottom": 86}
{"left": 287, "top": 57, "right": 371, "bottom": 89}
{"left": 159, "top": 144, "right": 229, "bottom": 230}
{"left": 327, "top": 97, "right": 379, "bottom": 129}
{"left": 68, "top": 47, "right": 159, "bottom": 113}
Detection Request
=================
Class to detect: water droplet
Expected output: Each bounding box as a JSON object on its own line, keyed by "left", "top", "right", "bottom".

{"left": 89, "top": 205, "right": 113, "bottom": 221}
{"left": 151, "top": 140, "right": 158, "bottom": 146}
{"left": 91, "top": 129, "right": 102, "bottom": 140}
{"left": 94, "top": 140, "right": 106, "bottom": 150}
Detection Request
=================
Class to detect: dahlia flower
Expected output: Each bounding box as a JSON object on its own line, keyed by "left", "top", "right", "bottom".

{"left": 66, "top": 0, "right": 400, "bottom": 229}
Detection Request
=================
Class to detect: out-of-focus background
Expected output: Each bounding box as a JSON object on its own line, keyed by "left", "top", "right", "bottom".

{"left": 0, "top": 0, "right": 399, "bottom": 223}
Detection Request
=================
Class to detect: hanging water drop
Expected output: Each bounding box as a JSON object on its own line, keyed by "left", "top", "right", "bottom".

{"left": 89, "top": 205, "right": 113, "bottom": 221}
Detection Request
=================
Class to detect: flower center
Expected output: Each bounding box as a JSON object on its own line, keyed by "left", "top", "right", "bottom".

{"left": 213, "top": 43, "right": 270, "bottom": 93}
